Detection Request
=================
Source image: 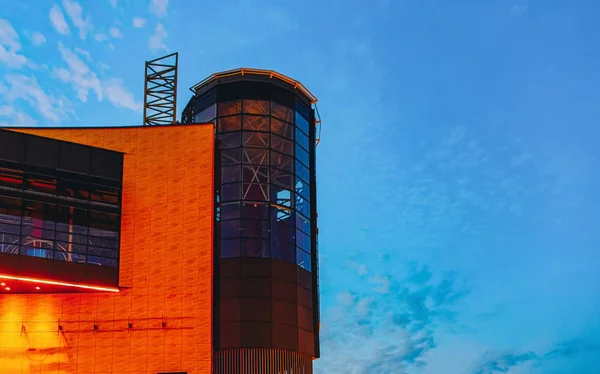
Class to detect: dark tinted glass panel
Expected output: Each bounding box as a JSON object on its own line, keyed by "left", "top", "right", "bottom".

{"left": 295, "top": 178, "right": 309, "bottom": 201}
{"left": 220, "top": 322, "right": 241, "bottom": 348}
{"left": 272, "top": 134, "right": 293, "bottom": 156}
{"left": 296, "top": 127, "right": 309, "bottom": 151}
{"left": 219, "top": 100, "right": 242, "bottom": 116}
{"left": 242, "top": 238, "right": 269, "bottom": 258}
{"left": 271, "top": 239, "right": 295, "bottom": 263}
{"left": 0, "top": 130, "right": 26, "bottom": 162}
{"left": 221, "top": 220, "right": 240, "bottom": 239}
{"left": 272, "top": 323, "right": 299, "bottom": 351}
{"left": 296, "top": 194, "right": 310, "bottom": 218}
{"left": 296, "top": 229, "right": 311, "bottom": 253}
{"left": 272, "top": 219, "right": 294, "bottom": 245}
{"left": 87, "top": 256, "right": 117, "bottom": 267}
{"left": 90, "top": 186, "right": 119, "bottom": 205}
{"left": 194, "top": 103, "right": 216, "bottom": 123}
{"left": 271, "top": 101, "right": 293, "bottom": 122}
{"left": 221, "top": 238, "right": 241, "bottom": 258}
{"left": 55, "top": 206, "right": 88, "bottom": 234}
{"left": 243, "top": 116, "right": 269, "bottom": 131}
{"left": 295, "top": 213, "right": 310, "bottom": 235}
{"left": 91, "top": 148, "right": 123, "bottom": 180}
{"left": 26, "top": 137, "right": 59, "bottom": 168}
{"left": 296, "top": 99, "right": 311, "bottom": 121}
{"left": 55, "top": 241, "right": 86, "bottom": 254}
{"left": 221, "top": 148, "right": 242, "bottom": 166}
{"left": 243, "top": 148, "right": 269, "bottom": 166}
{"left": 271, "top": 152, "right": 293, "bottom": 173}
{"left": 60, "top": 142, "right": 91, "bottom": 174}
{"left": 55, "top": 250, "right": 86, "bottom": 263}
{"left": 221, "top": 202, "right": 241, "bottom": 220}
{"left": 241, "top": 202, "right": 269, "bottom": 220}
{"left": 241, "top": 322, "right": 272, "bottom": 347}
{"left": 221, "top": 183, "right": 240, "bottom": 202}
{"left": 0, "top": 195, "right": 22, "bottom": 217}
{"left": 219, "top": 115, "right": 242, "bottom": 132}
{"left": 242, "top": 183, "right": 269, "bottom": 201}
{"left": 271, "top": 169, "right": 293, "bottom": 189}
{"left": 221, "top": 165, "right": 241, "bottom": 184}
{"left": 243, "top": 100, "right": 269, "bottom": 115}
{"left": 295, "top": 160, "right": 309, "bottom": 184}
{"left": 220, "top": 298, "right": 241, "bottom": 321}
{"left": 0, "top": 232, "right": 19, "bottom": 244}
{"left": 271, "top": 118, "right": 293, "bottom": 139}
{"left": 296, "top": 250, "right": 311, "bottom": 272}
{"left": 295, "top": 143, "right": 309, "bottom": 167}
{"left": 242, "top": 165, "right": 268, "bottom": 184}
{"left": 88, "top": 211, "right": 119, "bottom": 232}
{"left": 25, "top": 175, "right": 56, "bottom": 195}
{"left": 243, "top": 131, "right": 269, "bottom": 148}
{"left": 241, "top": 219, "right": 269, "bottom": 238}
{"left": 295, "top": 111, "right": 309, "bottom": 135}
{"left": 0, "top": 167, "right": 23, "bottom": 188}
{"left": 241, "top": 277, "right": 271, "bottom": 298}
{"left": 220, "top": 132, "right": 241, "bottom": 149}
{"left": 56, "top": 179, "right": 89, "bottom": 201}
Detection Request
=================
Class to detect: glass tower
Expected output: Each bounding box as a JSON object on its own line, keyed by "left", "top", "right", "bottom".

{"left": 182, "top": 69, "right": 320, "bottom": 373}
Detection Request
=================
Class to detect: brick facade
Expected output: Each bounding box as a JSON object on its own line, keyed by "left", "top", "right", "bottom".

{"left": 0, "top": 124, "right": 214, "bottom": 374}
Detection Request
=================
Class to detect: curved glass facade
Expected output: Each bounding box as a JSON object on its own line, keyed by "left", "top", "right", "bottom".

{"left": 212, "top": 98, "right": 312, "bottom": 271}
{"left": 183, "top": 75, "right": 319, "bottom": 368}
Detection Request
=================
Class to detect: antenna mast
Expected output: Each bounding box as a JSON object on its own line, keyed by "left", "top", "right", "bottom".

{"left": 143, "top": 52, "right": 178, "bottom": 126}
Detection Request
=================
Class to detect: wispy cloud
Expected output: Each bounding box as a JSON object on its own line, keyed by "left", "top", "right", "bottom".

{"left": 3, "top": 74, "right": 69, "bottom": 122}
{"left": 74, "top": 47, "right": 92, "bottom": 61}
{"left": 0, "top": 105, "right": 37, "bottom": 126}
{"left": 103, "top": 78, "right": 142, "bottom": 112}
{"left": 62, "top": 0, "right": 93, "bottom": 39}
{"left": 54, "top": 42, "right": 102, "bottom": 102}
{"left": 133, "top": 17, "right": 146, "bottom": 28}
{"left": 510, "top": 0, "right": 529, "bottom": 16}
{"left": 149, "top": 0, "right": 168, "bottom": 18}
{"left": 148, "top": 23, "right": 167, "bottom": 53}
{"left": 108, "top": 0, "right": 117, "bottom": 8}
{"left": 26, "top": 31, "right": 46, "bottom": 46}
{"left": 94, "top": 33, "right": 108, "bottom": 42}
{"left": 49, "top": 4, "right": 70, "bottom": 35}
{"left": 0, "top": 19, "right": 33, "bottom": 69}
{"left": 109, "top": 26, "right": 122, "bottom": 39}
{"left": 472, "top": 337, "right": 600, "bottom": 373}
{"left": 316, "top": 262, "right": 468, "bottom": 373}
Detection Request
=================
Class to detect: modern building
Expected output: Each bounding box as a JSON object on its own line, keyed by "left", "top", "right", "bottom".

{"left": 0, "top": 68, "right": 320, "bottom": 374}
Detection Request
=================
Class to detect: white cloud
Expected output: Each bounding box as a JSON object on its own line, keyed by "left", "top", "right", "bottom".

{"left": 49, "top": 5, "right": 70, "bottom": 35}
{"left": 133, "top": 17, "right": 146, "bottom": 28}
{"left": 55, "top": 42, "right": 102, "bottom": 102}
{"left": 109, "top": 27, "right": 122, "bottom": 38}
{"left": 28, "top": 31, "right": 46, "bottom": 46}
{"left": 109, "top": 0, "right": 117, "bottom": 8}
{"left": 62, "top": 0, "right": 93, "bottom": 39}
{"left": 103, "top": 78, "right": 142, "bottom": 112}
{"left": 0, "top": 19, "right": 31, "bottom": 69}
{"left": 94, "top": 33, "right": 108, "bottom": 42}
{"left": 74, "top": 47, "right": 92, "bottom": 61}
{"left": 3, "top": 74, "right": 67, "bottom": 122}
{"left": 148, "top": 23, "right": 167, "bottom": 53}
{"left": 149, "top": 0, "right": 168, "bottom": 17}
{"left": 0, "top": 105, "right": 37, "bottom": 126}
{"left": 107, "top": 43, "right": 115, "bottom": 50}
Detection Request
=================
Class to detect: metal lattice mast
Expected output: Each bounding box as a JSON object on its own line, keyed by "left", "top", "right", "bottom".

{"left": 143, "top": 52, "right": 178, "bottom": 126}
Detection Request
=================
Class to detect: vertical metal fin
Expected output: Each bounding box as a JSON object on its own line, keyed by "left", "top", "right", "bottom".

{"left": 143, "top": 52, "right": 178, "bottom": 126}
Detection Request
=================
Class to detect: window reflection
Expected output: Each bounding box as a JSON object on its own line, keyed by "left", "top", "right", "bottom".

{"left": 295, "top": 111, "right": 309, "bottom": 135}
{"left": 243, "top": 100, "right": 270, "bottom": 115}
{"left": 296, "top": 127, "right": 309, "bottom": 151}
{"left": 219, "top": 100, "right": 242, "bottom": 116}
{"left": 296, "top": 250, "right": 311, "bottom": 272}
{"left": 194, "top": 103, "right": 216, "bottom": 123}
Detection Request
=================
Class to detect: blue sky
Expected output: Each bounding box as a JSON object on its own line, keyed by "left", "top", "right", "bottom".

{"left": 2, "top": 0, "right": 600, "bottom": 372}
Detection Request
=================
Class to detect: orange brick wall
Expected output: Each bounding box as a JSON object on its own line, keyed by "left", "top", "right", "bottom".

{"left": 0, "top": 125, "right": 215, "bottom": 374}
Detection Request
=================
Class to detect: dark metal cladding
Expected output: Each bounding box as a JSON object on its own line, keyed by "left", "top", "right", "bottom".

{"left": 182, "top": 69, "right": 320, "bottom": 373}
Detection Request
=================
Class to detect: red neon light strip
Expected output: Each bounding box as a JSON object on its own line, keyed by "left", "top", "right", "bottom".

{"left": 0, "top": 274, "right": 120, "bottom": 293}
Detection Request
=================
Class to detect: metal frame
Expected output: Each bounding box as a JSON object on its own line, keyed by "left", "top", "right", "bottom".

{"left": 143, "top": 52, "right": 178, "bottom": 126}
